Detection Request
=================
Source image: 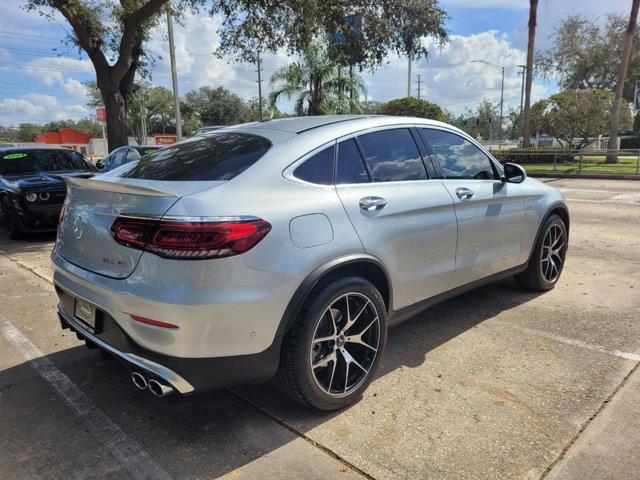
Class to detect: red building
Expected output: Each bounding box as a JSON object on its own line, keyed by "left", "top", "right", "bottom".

{"left": 35, "top": 128, "right": 91, "bottom": 146}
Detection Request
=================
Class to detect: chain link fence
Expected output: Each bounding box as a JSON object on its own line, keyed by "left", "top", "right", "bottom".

{"left": 490, "top": 148, "right": 640, "bottom": 176}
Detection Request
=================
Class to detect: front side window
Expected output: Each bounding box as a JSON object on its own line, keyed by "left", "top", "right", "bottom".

{"left": 357, "top": 129, "right": 427, "bottom": 182}
{"left": 336, "top": 139, "right": 370, "bottom": 184}
{"left": 419, "top": 129, "right": 496, "bottom": 180}
{"left": 293, "top": 145, "right": 334, "bottom": 185}
{"left": 124, "top": 133, "right": 272, "bottom": 181}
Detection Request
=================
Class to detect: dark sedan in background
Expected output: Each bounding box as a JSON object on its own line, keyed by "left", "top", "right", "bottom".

{"left": 0, "top": 147, "right": 96, "bottom": 239}
{"left": 97, "top": 145, "right": 162, "bottom": 171}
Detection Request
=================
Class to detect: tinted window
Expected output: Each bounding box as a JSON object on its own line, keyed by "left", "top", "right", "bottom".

{"left": 357, "top": 129, "right": 427, "bottom": 182}
{"left": 336, "top": 139, "right": 370, "bottom": 184}
{"left": 293, "top": 146, "right": 334, "bottom": 185}
{"left": 0, "top": 149, "right": 91, "bottom": 175}
{"left": 126, "top": 149, "right": 141, "bottom": 163}
{"left": 133, "top": 146, "right": 161, "bottom": 156}
{"left": 111, "top": 148, "right": 127, "bottom": 168}
{"left": 124, "top": 133, "right": 271, "bottom": 181}
{"left": 419, "top": 129, "right": 496, "bottom": 180}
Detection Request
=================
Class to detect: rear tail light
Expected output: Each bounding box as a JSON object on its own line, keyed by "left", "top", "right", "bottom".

{"left": 110, "top": 216, "right": 271, "bottom": 260}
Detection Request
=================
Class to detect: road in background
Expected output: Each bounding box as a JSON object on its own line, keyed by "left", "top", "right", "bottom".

{"left": 0, "top": 177, "right": 638, "bottom": 479}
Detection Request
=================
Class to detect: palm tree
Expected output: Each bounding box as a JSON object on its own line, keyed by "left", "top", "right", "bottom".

{"left": 269, "top": 42, "right": 367, "bottom": 116}
{"left": 606, "top": 0, "right": 640, "bottom": 163}
{"left": 522, "top": 0, "right": 539, "bottom": 148}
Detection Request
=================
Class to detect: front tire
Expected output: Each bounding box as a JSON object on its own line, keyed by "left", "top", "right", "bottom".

{"left": 1, "top": 198, "right": 23, "bottom": 240}
{"left": 275, "top": 275, "right": 388, "bottom": 410}
{"left": 515, "top": 214, "right": 567, "bottom": 291}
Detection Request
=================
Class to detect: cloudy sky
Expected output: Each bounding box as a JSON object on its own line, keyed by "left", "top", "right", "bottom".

{"left": 0, "top": 0, "right": 634, "bottom": 125}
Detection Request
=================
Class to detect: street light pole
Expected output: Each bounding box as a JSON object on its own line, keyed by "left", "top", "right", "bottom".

{"left": 471, "top": 59, "right": 505, "bottom": 146}
{"left": 166, "top": 2, "right": 182, "bottom": 142}
{"left": 518, "top": 65, "right": 526, "bottom": 142}
{"left": 407, "top": 55, "right": 412, "bottom": 98}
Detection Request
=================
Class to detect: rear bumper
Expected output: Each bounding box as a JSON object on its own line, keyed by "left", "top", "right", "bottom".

{"left": 57, "top": 306, "right": 282, "bottom": 393}
{"left": 58, "top": 308, "right": 194, "bottom": 393}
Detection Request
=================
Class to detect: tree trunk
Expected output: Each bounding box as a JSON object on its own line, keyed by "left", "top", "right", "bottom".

{"left": 606, "top": 0, "right": 640, "bottom": 163}
{"left": 101, "top": 87, "right": 129, "bottom": 152}
{"left": 522, "top": 0, "right": 538, "bottom": 148}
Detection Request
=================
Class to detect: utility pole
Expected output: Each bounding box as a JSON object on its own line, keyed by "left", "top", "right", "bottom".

{"left": 407, "top": 55, "right": 412, "bottom": 98}
{"left": 518, "top": 65, "right": 526, "bottom": 141}
{"left": 140, "top": 103, "right": 148, "bottom": 145}
{"left": 471, "top": 60, "right": 504, "bottom": 145}
{"left": 416, "top": 74, "right": 422, "bottom": 100}
{"left": 256, "top": 51, "right": 263, "bottom": 121}
{"left": 166, "top": 3, "right": 182, "bottom": 142}
{"left": 349, "top": 64, "right": 355, "bottom": 113}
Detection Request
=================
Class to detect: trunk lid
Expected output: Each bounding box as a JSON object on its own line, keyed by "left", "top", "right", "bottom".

{"left": 56, "top": 177, "right": 223, "bottom": 278}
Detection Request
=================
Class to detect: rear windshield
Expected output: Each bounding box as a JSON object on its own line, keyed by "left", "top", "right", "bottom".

{"left": 123, "top": 133, "right": 271, "bottom": 181}
{"left": 0, "top": 149, "right": 91, "bottom": 175}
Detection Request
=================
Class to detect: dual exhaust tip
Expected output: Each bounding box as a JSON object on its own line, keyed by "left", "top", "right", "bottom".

{"left": 131, "top": 372, "right": 174, "bottom": 397}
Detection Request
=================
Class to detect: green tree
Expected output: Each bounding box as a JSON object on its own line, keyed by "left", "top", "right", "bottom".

{"left": 183, "top": 86, "right": 249, "bottom": 125}
{"left": 537, "top": 14, "right": 640, "bottom": 103}
{"left": 17, "top": 123, "right": 45, "bottom": 142}
{"left": 27, "top": 0, "right": 449, "bottom": 150}
{"left": 378, "top": 97, "right": 444, "bottom": 121}
{"left": 269, "top": 42, "right": 367, "bottom": 115}
{"left": 0, "top": 126, "right": 20, "bottom": 143}
{"left": 86, "top": 81, "right": 175, "bottom": 142}
{"left": 448, "top": 99, "right": 500, "bottom": 140}
{"left": 607, "top": 0, "right": 640, "bottom": 163}
{"left": 245, "top": 96, "right": 282, "bottom": 122}
{"left": 532, "top": 89, "right": 631, "bottom": 149}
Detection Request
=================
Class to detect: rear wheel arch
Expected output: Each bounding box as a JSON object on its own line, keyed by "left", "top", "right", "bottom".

{"left": 278, "top": 255, "right": 392, "bottom": 338}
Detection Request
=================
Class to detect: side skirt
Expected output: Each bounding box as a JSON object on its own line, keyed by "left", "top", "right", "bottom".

{"left": 387, "top": 263, "right": 528, "bottom": 327}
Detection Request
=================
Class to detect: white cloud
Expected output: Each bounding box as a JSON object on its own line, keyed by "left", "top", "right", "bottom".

{"left": 146, "top": 12, "right": 290, "bottom": 101}
{"left": 367, "top": 30, "right": 545, "bottom": 113}
{"left": 440, "top": 0, "right": 526, "bottom": 8}
{"left": 0, "top": 93, "right": 89, "bottom": 125}
{"left": 22, "top": 56, "right": 93, "bottom": 86}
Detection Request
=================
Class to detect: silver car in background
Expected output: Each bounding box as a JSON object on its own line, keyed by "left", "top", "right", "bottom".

{"left": 52, "top": 115, "right": 569, "bottom": 410}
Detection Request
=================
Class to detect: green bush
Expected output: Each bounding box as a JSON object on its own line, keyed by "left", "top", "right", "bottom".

{"left": 493, "top": 147, "right": 574, "bottom": 165}
{"left": 619, "top": 135, "right": 640, "bottom": 149}
{"left": 378, "top": 97, "right": 444, "bottom": 121}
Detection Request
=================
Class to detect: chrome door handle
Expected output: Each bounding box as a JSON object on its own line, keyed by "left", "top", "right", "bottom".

{"left": 359, "top": 196, "right": 388, "bottom": 212}
{"left": 455, "top": 187, "right": 475, "bottom": 200}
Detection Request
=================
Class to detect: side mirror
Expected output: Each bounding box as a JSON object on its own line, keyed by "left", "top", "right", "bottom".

{"left": 503, "top": 163, "right": 526, "bottom": 183}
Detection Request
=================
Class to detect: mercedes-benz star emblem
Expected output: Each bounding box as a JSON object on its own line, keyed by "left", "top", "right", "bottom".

{"left": 72, "top": 216, "right": 83, "bottom": 239}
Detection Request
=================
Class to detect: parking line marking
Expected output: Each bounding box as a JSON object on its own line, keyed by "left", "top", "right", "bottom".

{"left": 0, "top": 314, "right": 173, "bottom": 480}
{"left": 514, "top": 325, "right": 640, "bottom": 362}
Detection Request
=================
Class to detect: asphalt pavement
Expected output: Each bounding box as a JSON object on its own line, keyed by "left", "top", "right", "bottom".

{"left": 0, "top": 177, "right": 638, "bottom": 479}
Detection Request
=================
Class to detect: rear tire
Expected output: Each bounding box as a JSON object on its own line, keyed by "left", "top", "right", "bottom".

{"left": 515, "top": 214, "right": 567, "bottom": 291}
{"left": 275, "top": 275, "right": 387, "bottom": 411}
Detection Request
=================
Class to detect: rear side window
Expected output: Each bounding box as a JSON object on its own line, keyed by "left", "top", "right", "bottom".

{"left": 293, "top": 146, "right": 334, "bottom": 185}
{"left": 357, "top": 129, "right": 427, "bottom": 182}
{"left": 336, "top": 139, "right": 370, "bottom": 184}
{"left": 419, "top": 129, "right": 496, "bottom": 180}
{"left": 123, "top": 133, "right": 271, "bottom": 181}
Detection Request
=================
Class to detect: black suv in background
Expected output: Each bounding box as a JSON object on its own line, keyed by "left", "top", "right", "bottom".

{"left": 0, "top": 147, "right": 96, "bottom": 239}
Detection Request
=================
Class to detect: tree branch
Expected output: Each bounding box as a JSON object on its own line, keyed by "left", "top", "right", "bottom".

{"left": 112, "top": 0, "right": 169, "bottom": 79}
{"left": 51, "top": 0, "right": 109, "bottom": 73}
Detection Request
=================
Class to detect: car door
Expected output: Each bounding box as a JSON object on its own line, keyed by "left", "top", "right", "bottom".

{"left": 335, "top": 127, "right": 457, "bottom": 311}
{"left": 418, "top": 127, "right": 526, "bottom": 288}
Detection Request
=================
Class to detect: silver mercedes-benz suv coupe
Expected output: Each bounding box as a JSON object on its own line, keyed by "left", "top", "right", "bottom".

{"left": 53, "top": 115, "right": 569, "bottom": 410}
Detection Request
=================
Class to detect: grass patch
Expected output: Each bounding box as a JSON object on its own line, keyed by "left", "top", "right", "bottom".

{"left": 521, "top": 155, "right": 640, "bottom": 174}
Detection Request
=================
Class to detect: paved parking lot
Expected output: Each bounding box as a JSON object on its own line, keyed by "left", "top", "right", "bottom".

{"left": 0, "top": 177, "right": 639, "bottom": 480}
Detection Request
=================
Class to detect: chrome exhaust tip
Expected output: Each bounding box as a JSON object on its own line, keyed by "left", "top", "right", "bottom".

{"left": 131, "top": 372, "right": 148, "bottom": 390}
{"left": 148, "top": 379, "right": 174, "bottom": 397}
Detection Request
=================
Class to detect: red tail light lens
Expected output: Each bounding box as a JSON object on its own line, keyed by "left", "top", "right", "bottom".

{"left": 110, "top": 217, "right": 271, "bottom": 260}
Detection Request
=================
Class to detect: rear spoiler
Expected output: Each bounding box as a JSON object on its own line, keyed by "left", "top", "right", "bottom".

{"left": 65, "top": 177, "right": 177, "bottom": 197}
